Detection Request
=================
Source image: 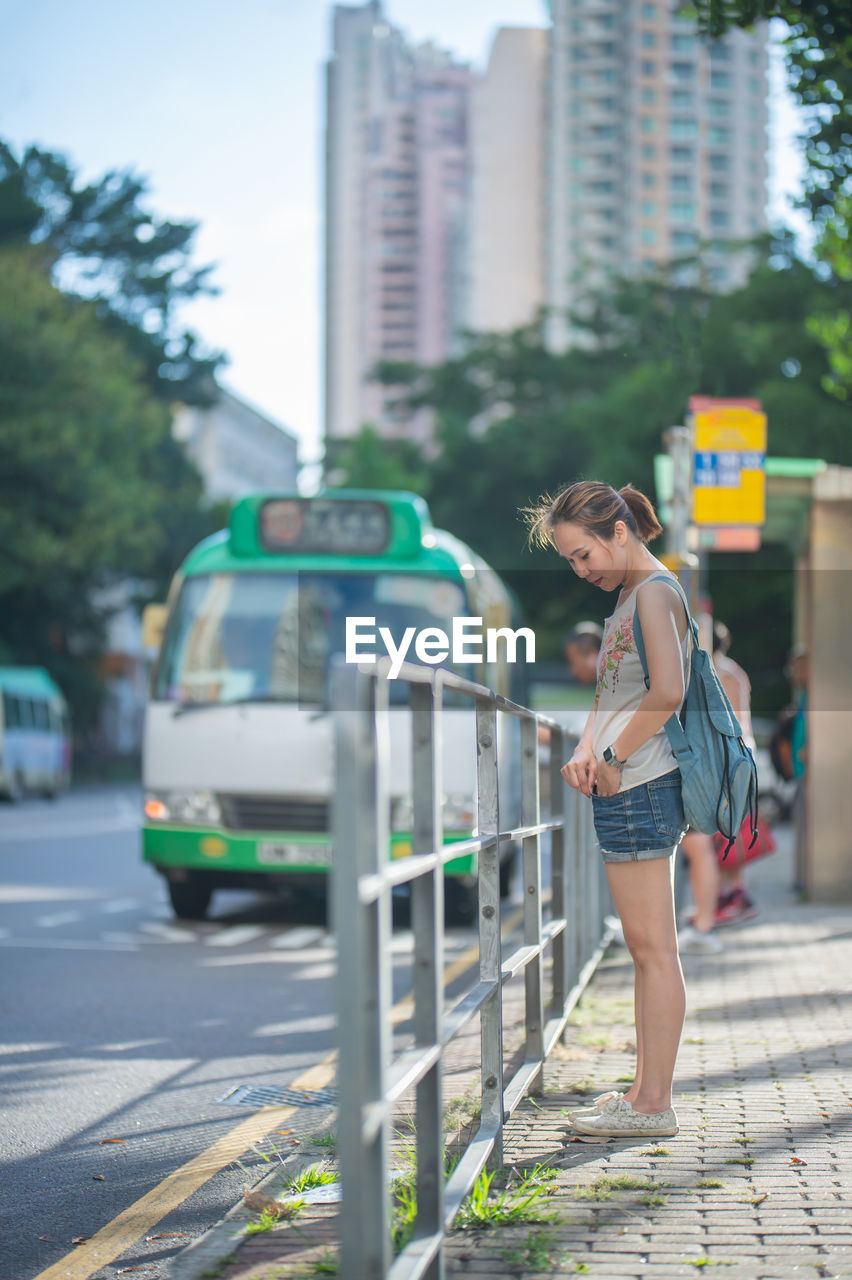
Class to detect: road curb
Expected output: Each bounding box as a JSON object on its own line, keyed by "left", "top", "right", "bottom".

{"left": 167, "top": 1119, "right": 338, "bottom": 1280}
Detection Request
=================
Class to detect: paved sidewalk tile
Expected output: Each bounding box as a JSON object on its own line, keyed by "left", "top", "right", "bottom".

{"left": 183, "top": 828, "right": 852, "bottom": 1279}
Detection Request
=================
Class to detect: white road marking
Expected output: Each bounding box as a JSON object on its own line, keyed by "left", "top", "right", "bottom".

{"left": 204, "top": 925, "right": 266, "bottom": 948}
{"left": 253, "top": 1014, "right": 336, "bottom": 1037}
{"left": 269, "top": 927, "right": 326, "bottom": 949}
{"left": 99, "top": 898, "right": 141, "bottom": 914}
{"left": 0, "top": 937, "right": 137, "bottom": 952}
{"left": 138, "top": 921, "right": 196, "bottom": 943}
{"left": 94, "top": 1038, "right": 170, "bottom": 1052}
{"left": 35, "top": 911, "right": 83, "bottom": 928}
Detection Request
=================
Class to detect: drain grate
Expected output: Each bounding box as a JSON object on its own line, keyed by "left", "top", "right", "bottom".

{"left": 217, "top": 1082, "right": 338, "bottom": 1109}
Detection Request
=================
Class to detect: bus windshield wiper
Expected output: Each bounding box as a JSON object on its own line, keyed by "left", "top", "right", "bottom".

{"left": 171, "top": 700, "right": 220, "bottom": 717}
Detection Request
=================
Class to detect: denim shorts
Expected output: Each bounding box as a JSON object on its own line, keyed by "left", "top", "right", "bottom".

{"left": 591, "top": 768, "right": 686, "bottom": 863}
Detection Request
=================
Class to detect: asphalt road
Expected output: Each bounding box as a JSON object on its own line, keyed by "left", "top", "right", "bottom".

{"left": 0, "top": 785, "right": 479, "bottom": 1280}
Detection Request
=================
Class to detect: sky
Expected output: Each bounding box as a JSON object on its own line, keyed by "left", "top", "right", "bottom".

{"left": 1, "top": 0, "right": 807, "bottom": 471}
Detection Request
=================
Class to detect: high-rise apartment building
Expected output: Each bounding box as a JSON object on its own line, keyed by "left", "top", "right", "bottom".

{"left": 545, "top": 0, "right": 770, "bottom": 349}
{"left": 466, "top": 27, "right": 548, "bottom": 335}
{"left": 325, "top": 2, "right": 471, "bottom": 447}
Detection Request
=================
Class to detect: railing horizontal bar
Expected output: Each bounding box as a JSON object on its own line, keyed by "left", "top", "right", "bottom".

{"left": 543, "top": 1013, "right": 571, "bottom": 1059}
{"left": 385, "top": 1043, "right": 442, "bottom": 1106}
{"left": 356, "top": 835, "right": 498, "bottom": 901}
{"left": 500, "top": 942, "right": 541, "bottom": 981}
{"left": 501, "top": 819, "right": 562, "bottom": 840}
{"left": 503, "top": 1058, "right": 545, "bottom": 1120}
{"left": 386, "top": 1230, "right": 443, "bottom": 1280}
{"left": 442, "top": 1121, "right": 500, "bottom": 1228}
{"left": 441, "top": 979, "right": 495, "bottom": 1042}
{"left": 542, "top": 916, "right": 567, "bottom": 944}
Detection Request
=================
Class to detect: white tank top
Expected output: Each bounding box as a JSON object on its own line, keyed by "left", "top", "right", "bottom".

{"left": 591, "top": 575, "right": 690, "bottom": 791}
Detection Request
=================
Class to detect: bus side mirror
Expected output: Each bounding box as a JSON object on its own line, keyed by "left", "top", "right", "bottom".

{"left": 142, "top": 604, "right": 168, "bottom": 652}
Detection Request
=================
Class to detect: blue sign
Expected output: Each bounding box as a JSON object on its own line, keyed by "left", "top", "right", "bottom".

{"left": 693, "top": 451, "right": 765, "bottom": 487}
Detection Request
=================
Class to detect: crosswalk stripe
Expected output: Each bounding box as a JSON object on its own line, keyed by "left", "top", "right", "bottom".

{"left": 35, "top": 911, "right": 82, "bottom": 928}
{"left": 139, "top": 921, "right": 196, "bottom": 943}
{"left": 204, "top": 925, "right": 266, "bottom": 948}
{"left": 269, "top": 927, "right": 327, "bottom": 950}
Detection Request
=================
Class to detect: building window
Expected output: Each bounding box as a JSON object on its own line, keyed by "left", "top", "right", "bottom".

{"left": 641, "top": 31, "right": 657, "bottom": 47}
{"left": 708, "top": 153, "right": 730, "bottom": 171}
{"left": 641, "top": 116, "right": 657, "bottom": 133}
{"left": 710, "top": 70, "right": 731, "bottom": 89}
{"left": 670, "top": 90, "right": 694, "bottom": 109}
{"left": 748, "top": 49, "right": 761, "bottom": 66}
{"left": 708, "top": 181, "right": 728, "bottom": 199}
{"left": 670, "top": 62, "right": 695, "bottom": 82}
{"left": 641, "top": 143, "right": 657, "bottom": 159}
{"left": 710, "top": 42, "right": 731, "bottom": 61}
{"left": 709, "top": 97, "right": 731, "bottom": 117}
{"left": 670, "top": 172, "right": 692, "bottom": 192}
{"left": 641, "top": 228, "right": 658, "bottom": 245}
{"left": 642, "top": 88, "right": 657, "bottom": 104}
{"left": 641, "top": 171, "right": 656, "bottom": 188}
{"left": 671, "top": 118, "right": 698, "bottom": 138}
{"left": 710, "top": 208, "right": 730, "bottom": 228}
{"left": 670, "top": 145, "right": 693, "bottom": 164}
{"left": 671, "top": 33, "right": 695, "bottom": 52}
{"left": 709, "top": 126, "right": 731, "bottom": 144}
{"left": 641, "top": 200, "right": 656, "bottom": 217}
{"left": 641, "top": 59, "right": 656, "bottom": 76}
{"left": 670, "top": 202, "right": 696, "bottom": 222}
{"left": 673, "top": 230, "right": 698, "bottom": 251}
{"left": 641, "top": 2, "right": 656, "bottom": 16}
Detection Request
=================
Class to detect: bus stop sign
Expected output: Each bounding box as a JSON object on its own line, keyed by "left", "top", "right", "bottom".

{"left": 688, "top": 396, "right": 767, "bottom": 528}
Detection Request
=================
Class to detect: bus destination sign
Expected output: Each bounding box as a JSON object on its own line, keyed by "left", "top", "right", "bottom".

{"left": 259, "top": 498, "right": 391, "bottom": 556}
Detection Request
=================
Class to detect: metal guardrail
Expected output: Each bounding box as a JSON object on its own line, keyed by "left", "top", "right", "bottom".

{"left": 332, "top": 658, "right": 610, "bottom": 1280}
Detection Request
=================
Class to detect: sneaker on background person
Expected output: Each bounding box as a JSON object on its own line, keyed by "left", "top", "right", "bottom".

{"left": 714, "top": 887, "right": 758, "bottom": 926}
{"left": 677, "top": 923, "right": 723, "bottom": 954}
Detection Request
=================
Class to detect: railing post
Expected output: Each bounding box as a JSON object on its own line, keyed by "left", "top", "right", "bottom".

{"left": 333, "top": 660, "right": 393, "bottom": 1280}
{"left": 475, "top": 692, "right": 503, "bottom": 1169}
{"left": 409, "top": 679, "right": 445, "bottom": 1280}
{"left": 549, "top": 725, "right": 569, "bottom": 1021}
{"left": 520, "top": 714, "right": 544, "bottom": 1091}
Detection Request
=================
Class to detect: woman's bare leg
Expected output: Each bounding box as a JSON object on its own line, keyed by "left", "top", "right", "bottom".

{"left": 605, "top": 856, "right": 685, "bottom": 1114}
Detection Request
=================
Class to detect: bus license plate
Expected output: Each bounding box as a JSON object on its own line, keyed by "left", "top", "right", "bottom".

{"left": 258, "top": 842, "right": 332, "bottom": 867}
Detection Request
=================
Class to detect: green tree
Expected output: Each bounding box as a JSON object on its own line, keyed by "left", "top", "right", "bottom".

{"left": 371, "top": 242, "right": 848, "bottom": 708}
{"left": 0, "top": 140, "right": 223, "bottom": 404}
{"left": 688, "top": 3, "right": 852, "bottom": 223}
{"left": 326, "top": 424, "right": 430, "bottom": 493}
{"left": 0, "top": 246, "right": 217, "bottom": 728}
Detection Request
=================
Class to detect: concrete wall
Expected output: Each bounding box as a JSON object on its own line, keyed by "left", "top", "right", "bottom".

{"left": 805, "top": 468, "right": 852, "bottom": 900}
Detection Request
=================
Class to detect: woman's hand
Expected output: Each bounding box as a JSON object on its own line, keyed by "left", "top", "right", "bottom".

{"left": 595, "top": 757, "right": 623, "bottom": 797}
{"left": 561, "top": 742, "right": 597, "bottom": 797}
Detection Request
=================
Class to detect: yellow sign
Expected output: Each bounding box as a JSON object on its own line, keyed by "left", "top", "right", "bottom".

{"left": 689, "top": 397, "right": 767, "bottom": 527}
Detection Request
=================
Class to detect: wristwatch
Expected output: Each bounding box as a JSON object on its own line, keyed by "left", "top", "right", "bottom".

{"left": 602, "top": 745, "right": 627, "bottom": 771}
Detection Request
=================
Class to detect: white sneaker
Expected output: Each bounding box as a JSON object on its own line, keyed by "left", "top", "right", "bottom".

{"left": 604, "top": 914, "right": 627, "bottom": 947}
{"left": 677, "top": 923, "right": 723, "bottom": 954}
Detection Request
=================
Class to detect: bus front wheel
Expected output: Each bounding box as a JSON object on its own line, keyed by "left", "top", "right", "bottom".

{"left": 167, "top": 875, "right": 213, "bottom": 921}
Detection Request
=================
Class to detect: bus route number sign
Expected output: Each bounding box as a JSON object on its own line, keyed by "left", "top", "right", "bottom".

{"left": 259, "top": 499, "right": 390, "bottom": 555}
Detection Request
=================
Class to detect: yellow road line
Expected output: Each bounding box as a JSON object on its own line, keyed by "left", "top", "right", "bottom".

{"left": 34, "top": 906, "right": 523, "bottom": 1280}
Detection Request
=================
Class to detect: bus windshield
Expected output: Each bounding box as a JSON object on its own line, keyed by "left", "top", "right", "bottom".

{"left": 153, "top": 572, "right": 471, "bottom": 708}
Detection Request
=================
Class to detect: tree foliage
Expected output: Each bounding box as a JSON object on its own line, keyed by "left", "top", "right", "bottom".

{"left": 359, "top": 240, "right": 848, "bottom": 710}
{"left": 0, "top": 140, "right": 223, "bottom": 404}
{"left": 688, "top": 2, "right": 852, "bottom": 223}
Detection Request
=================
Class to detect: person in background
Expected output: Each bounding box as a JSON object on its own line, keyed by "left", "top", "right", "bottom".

{"left": 711, "top": 620, "right": 758, "bottom": 924}
{"left": 565, "top": 622, "right": 604, "bottom": 688}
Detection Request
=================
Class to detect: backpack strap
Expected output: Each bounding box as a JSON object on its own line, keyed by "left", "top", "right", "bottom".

{"left": 632, "top": 573, "right": 696, "bottom": 755}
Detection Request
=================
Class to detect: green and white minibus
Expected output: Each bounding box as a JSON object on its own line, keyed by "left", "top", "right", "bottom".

{"left": 0, "top": 667, "right": 71, "bottom": 801}
{"left": 142, "top": 490, "right": 531, "bottom": 921}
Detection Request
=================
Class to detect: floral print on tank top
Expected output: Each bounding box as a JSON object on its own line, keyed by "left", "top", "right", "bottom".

{"left": 594, "top": 614, "right": 635, "bottom": 712}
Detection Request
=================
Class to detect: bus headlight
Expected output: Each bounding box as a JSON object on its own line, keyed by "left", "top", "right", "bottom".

{"left": 144, "top": 790, "right": 222, "bottom": 825}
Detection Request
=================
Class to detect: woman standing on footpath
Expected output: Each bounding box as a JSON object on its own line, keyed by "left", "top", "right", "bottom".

{"left": 524, "top": 481, "right": 689, "bottom": 1138}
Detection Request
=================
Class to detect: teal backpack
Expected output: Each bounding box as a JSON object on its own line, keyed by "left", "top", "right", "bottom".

{"left": 634, "top": 576, "right": 758, "bottom": 858}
